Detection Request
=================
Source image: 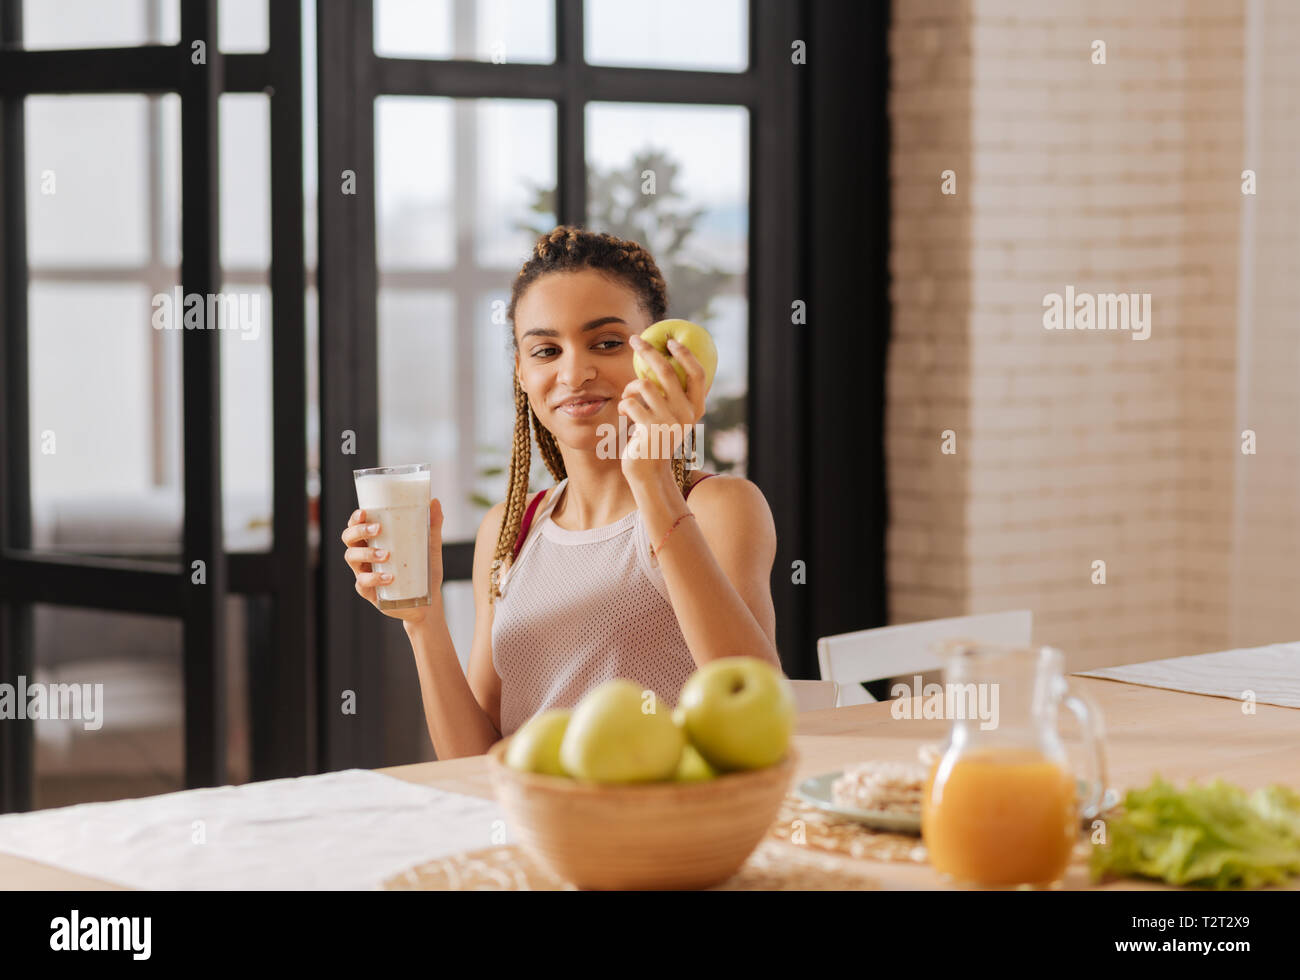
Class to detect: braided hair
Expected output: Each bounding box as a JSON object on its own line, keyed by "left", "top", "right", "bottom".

{"left": 489, "top": 225, "right": 690, "bottom": 605}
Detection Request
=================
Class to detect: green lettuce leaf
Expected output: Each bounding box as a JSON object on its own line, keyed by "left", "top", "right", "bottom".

{"left": 1089, "top": 777, "right": 1300, "bottom": 889}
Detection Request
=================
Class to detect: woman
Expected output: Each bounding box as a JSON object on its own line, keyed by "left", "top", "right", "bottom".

{"left": 342, "top": 226, "right": 782, "bottom": 759}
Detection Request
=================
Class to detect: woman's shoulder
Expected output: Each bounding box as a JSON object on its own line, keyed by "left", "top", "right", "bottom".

{"left": 685, "top": 470, "right": 757, "bottom": 496}
{"left": 484, "top": 483, "right": 560, "bottom": 515}
{"left": 685, "top": 471, "right": 772, "bottom": 518}
{"left": 685, "top": 470, "right": 725, "bottom": 496}
{"left": 478, "top": 484, "right": 562, "bottom": 545}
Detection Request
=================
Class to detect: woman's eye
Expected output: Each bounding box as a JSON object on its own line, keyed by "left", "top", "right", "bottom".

{"left": 533, "top": 340, "right": 622, "bottom": 357}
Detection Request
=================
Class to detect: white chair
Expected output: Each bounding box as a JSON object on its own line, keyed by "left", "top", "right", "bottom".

{"left": 789, "top": 679, "right": 838, "bottom": 712}
{"left": 816, "top": 611, "right": 1033, "bottom": 707}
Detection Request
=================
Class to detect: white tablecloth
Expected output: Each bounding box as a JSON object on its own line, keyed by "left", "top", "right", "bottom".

{"left": 0, "top": 769, "right": 508, "bottom": 890}
{"left": 1076, "top": 641, "right": 1300, "bottom": 708}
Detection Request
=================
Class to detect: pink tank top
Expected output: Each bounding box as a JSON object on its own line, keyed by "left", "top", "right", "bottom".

{"left": 491, "top": 473, "right": 717, "bottom": 736}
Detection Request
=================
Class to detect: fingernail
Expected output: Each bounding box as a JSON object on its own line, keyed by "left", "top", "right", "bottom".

{"left": 375, "top": 549, "right": 388, "bottom": 559}
{"left": 667, "top": 338, "right": 681, "bottom": 349}
{"left": 367, "top": 523, "right": 379, "bottom": 533}
{"left": 380, "top": 572, "right": 393, "bottom": 581}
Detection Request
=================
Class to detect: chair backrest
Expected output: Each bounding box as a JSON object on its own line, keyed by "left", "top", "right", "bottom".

{"left": 817, "top": 610, "right": 1033, "bottom": 707}
{"left": 789, "top": 679, "right": 838, "bottom": 712}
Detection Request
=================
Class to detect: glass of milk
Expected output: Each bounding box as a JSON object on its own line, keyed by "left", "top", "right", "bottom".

{"left": 352, "top": 463, "right": 432, "bottom": 610}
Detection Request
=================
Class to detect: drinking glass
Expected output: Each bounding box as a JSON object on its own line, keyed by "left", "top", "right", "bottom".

{"left": 352, "top": 463, "right": 432, "bottom": 611}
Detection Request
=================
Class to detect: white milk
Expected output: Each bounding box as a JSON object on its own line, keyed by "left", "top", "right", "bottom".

{"left": 354, "top": 471, "right": 430, "bottom": 604}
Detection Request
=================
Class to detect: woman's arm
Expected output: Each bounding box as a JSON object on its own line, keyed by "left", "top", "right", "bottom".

{"left": 618, "top": 333, "right": 781, "bottom": 672}
{"left": 404, "top": 610, "right": 501, "bottom": 759}
{"left": 402, "top": 502, "right": 507, "bottom": 759}
{"left": 631, "top": 469, "right": 782, "bottom": 671}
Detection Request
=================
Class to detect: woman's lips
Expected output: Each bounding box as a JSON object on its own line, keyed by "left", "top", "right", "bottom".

{"left": 556, "top": 398, "right": 609, "bottom": 418}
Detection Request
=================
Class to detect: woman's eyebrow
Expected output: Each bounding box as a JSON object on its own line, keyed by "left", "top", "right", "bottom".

{"left": 520, "top": 316, "right": 628, "bottom": 340}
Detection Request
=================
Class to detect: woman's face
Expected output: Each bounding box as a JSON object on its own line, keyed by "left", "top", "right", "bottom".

{"left": 514, "top": 269, "right": 651, "bottom": 449}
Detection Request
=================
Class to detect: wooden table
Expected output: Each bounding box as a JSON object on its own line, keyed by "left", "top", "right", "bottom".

{"left": 3, "top": 675, "right": 1298, "bottom": 890}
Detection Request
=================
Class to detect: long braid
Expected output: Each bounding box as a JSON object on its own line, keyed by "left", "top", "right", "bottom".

{"left": 489, "top": 377, "right": 535, "bottom": 602}
{"left": 489, "top": 225, "right": 693, "bottom": 606}
{"left": 533, "top": 411, "right": 567, "bottom": 482}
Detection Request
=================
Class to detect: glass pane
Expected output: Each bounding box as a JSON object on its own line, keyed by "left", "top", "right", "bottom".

{"left": 585, "top": 0, "right": 747, "bottom": 72}
{"left": 376, "top": 98, "right": 455, "bottom": 270}
{"left": 220, "top": 95, "right": 271, "bottom": 270}
{"left": 26, "top": 95, "right": 157, "bottom": 267}
{"left": 376, "top": 98, "right": 555, "bottom": 541}
{"left": 475, "top": 100, "right": 557, "bottom": 267}
{"left": 374, "top": 0, "right": 553, "bottom": 63}
{"left": 28, "top": 283, "right": 182, "bottom": 558}
{"left": 21, "top": 0, "right": 179, "bottom": 49}
{"left": 476, "top": 289, "right": 517, "bottom": 510}
{"left": 377, "top": 97, "right": 556, "bottom": 270}
{"left": 585, "top": 102, "right": 750, "bottom": 475}
{"left": 158, "top": 95, "right": 182, "bottom": 267}
{"left": 218, "top": 94, "right": 272, "bottom": 552}
{"left": 28, "top": 599, "right": 251, "bottom": 810}
{"left": 27, "top": 108, "right": 183, "bottom": 556}
{"left": 303, "top": 0, "right": 319, "bottom": 271}
{"left": 220, "top": 284, "right": 273, "bottom": 553}
{"left": 219, "top": 0, "right": 268, "bottom": 52}
{"left": 376, "top": 288, "right": 463, "bottom": 524}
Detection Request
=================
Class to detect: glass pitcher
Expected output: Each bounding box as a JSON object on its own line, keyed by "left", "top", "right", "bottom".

{"left": 920, "top": 642, "right": 1108, "bottom": 888}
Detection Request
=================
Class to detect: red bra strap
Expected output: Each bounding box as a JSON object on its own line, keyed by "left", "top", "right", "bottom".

{"left": 684, "top": 473, "right": 716, "bottom": 500}
{"left": 512, "top": 478, "right": 709, "bottom": 561}
{"left": 512, "top": 489, "right": 548, "bottom": 561}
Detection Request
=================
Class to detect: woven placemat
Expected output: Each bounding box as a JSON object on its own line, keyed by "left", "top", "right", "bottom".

{"left": 769, "top": 792, "right": 929, "bottom": 863}
{"left": 383, "top": 838, "right": 882, "bottom": 891}
{"left": 381, "top": 790, "right": 932, "bottom": 891}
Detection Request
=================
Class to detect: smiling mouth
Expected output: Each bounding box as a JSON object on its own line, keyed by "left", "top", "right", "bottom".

{"left": 557, "top": 398, "right": 609, "bottom": 416}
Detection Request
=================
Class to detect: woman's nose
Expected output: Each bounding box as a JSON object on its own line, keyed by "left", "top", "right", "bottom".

{"left": 556, "top": 349, "right": 596, "bottom": 387}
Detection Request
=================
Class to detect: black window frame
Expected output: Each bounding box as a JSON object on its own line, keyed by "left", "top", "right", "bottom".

{"left": 0, "top": 0, "right": 312, "bottom": 812}
{"left": 0, "top": 0, "right": 889, "bottom": 803}
{"left": 316, "top": 0, "right": 890, "bottom": 766}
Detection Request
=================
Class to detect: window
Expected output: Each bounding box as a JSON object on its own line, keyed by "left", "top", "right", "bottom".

{"left": 585, "top": 101, "right": 750, "bottom": 476}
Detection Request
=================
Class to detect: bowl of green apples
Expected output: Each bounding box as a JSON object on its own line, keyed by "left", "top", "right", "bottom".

{"left": 487, "top": 657, "right": 798, "bottom": 890}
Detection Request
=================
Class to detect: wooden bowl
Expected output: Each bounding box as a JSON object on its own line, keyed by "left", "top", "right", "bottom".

{"left": 486, "top": 739, "right": 797, "bottom": 890}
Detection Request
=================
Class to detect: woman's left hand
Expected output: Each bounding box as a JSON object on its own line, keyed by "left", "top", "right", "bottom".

{"left": 618, "top": 335, "right": 709, "bottom": 488}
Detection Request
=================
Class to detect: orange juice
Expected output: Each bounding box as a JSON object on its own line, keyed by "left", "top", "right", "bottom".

{"left": 922, "top": 745, "right": 1077, "bottom": 886}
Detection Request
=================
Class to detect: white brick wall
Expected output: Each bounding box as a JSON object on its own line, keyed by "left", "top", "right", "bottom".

{"left": 888, "top": 0, "right": 1296, "bottom": 671}
{"left": 1230, "top": 0, "right": 1300, "bottom": 649}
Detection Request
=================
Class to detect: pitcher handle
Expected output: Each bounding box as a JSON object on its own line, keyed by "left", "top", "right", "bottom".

{"left": 1062, "top": 684, "right": 1109, "bottom": 821}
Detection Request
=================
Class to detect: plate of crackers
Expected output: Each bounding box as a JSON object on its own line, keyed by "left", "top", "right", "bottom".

{"left": 796, "top": 759, "right": 928, "bottom": 834}
{"left": 796, "top": 743, "right": 1118, "bottom": 835}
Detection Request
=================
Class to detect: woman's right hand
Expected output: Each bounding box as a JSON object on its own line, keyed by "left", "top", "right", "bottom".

{"left": 341, "top": 499, "right": 445, "bottom": 626}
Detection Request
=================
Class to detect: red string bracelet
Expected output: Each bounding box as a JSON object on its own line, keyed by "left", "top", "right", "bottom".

{"left": 650, "top": 512, "right": 694, "bottom": 562}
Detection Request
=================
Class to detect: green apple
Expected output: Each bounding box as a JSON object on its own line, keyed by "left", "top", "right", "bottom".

{"left": 559, "top": 679, "right": 685, "bottom": 783}
{"left": 675, "top": 743, "right": 718, "bottom": 782}
{"left": 505, "top": 708, "right": 572, "bottom": 776}
{"left": 633, "top": 318, "right": 718, "bottom": 395}
{"left": 677, "top": 657, "right": 796, "bottom": 771}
